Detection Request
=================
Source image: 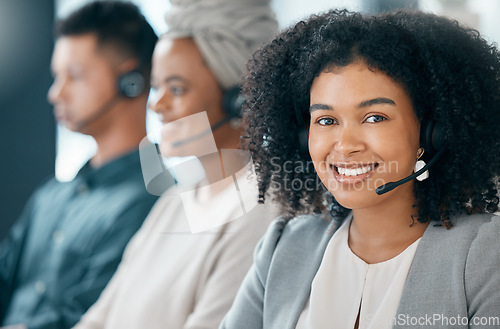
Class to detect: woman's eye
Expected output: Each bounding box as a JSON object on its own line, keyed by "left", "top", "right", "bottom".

{"left": 317, "top": 117, "right": 336, "bottom": 126}
{"left": 171, "top": 86, "right": 185, "bottom": 96}
{"left": 365, "top": 115, "right": 387, "bottom": 123}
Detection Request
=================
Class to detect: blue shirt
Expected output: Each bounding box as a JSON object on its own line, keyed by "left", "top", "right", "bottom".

{"left": 0, "top": 148, "right": 159, "bottom": 329}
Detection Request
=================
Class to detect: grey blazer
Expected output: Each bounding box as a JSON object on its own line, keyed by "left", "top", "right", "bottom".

{"left": 220, "top": 213, "right": 500, "bottom": 329}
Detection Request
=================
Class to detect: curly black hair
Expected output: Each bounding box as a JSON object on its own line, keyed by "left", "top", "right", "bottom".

{"left": 243, "top": 10, "right": 500, "bottom": 225}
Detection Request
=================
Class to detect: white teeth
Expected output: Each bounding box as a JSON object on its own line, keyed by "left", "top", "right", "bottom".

{"left": 336, "top": 165, "right": 374, "bottom": 176}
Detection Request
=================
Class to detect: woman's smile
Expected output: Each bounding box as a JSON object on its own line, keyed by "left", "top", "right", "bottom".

{"left": 331, "top": 162, "right": 379, "bottom": 184}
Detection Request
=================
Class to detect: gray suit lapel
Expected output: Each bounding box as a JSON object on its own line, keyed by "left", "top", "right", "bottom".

{"left": 394, "top": 219, "right": 471, "bottom": 329}
{"left": 263, "top": 215, "right": 345, "bottom": 329}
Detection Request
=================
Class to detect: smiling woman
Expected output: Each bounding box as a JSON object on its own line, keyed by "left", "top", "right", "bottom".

{"left": 243, "top": 10, "right": 500, "bottom": 226}
{"left": 308, "top": 62, "right": 421, "bottom": 213}
{"left": 221, "top": 9, "right": 500, "bottom": 329}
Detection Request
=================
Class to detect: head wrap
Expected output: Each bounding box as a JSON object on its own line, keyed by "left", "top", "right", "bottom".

{"left": 165, "top": 0, "right": 279, "bottom": 90}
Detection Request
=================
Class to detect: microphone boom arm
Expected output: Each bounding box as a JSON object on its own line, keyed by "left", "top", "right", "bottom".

{"left": 375, "top": 146, "right": 446, "bottom": 195}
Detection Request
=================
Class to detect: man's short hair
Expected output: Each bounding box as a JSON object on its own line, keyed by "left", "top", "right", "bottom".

{"left": 55, "top": 1, "right": 158, "bottom": 82}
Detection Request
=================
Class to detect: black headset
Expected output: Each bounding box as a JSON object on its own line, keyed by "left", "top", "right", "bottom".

{"left": 419, "top": 119, "right": 446, "bottom": 156}
{"left": 222, "top": 85, "right": 245, "bottom": 120}
{"left": 294, "top": 105, "right": 310, "bottom": 156}
{"left": 116, "top": 24, "right": 157, "bottom": 99}
{"left": 375, "top": 118, "right": 446, "bottom": 194}
{"left": 117, "top": 70, "right": 146, "bottom": 98}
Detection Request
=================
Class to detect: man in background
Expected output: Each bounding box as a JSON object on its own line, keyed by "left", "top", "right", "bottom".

{"left": 0, "top": 2, "right": 159, "bottom": 328}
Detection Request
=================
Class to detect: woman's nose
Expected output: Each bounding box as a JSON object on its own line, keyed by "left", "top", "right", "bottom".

{"left": 333, "top": 126, "right": 365, "bottom": 157}
{"left": 148, "top": 87, "right": 171, "bottom": 113}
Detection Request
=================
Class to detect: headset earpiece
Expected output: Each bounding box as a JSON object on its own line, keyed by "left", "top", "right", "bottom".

{"left": 420, "top": 119, "right": 446, "bottom": 155}
{"left": 294, "top": 102, "right": 310, "bottom": 155}
{"left": 116, "top": 24, "right": 157, "bottom": 99}
{"left": 117, "top": 70, "right": 146, "bottom": 98}
{"left": 222, "top": 86, "right": 245, "bottom": 119}
{"left": 377, "top": 118, "right": 447, "bottom": 194}
{"left": 298, "top": 126, "right": 309, "bottom": 155}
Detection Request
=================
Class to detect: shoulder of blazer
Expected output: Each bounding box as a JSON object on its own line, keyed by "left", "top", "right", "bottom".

{"left": 253, "top": 213, "right": 341, "bottom": 288}
{"left": 462, "top": 213, "right": 500, "bottom": 319}
{"left": 394, "top": 212, "right": 500, "bottom": 329}
{"left": 411, "top": 212, "right": 499, "bottom": 251}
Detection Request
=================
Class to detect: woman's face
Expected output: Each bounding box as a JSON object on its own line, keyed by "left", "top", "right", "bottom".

{"left": 308, "top": 61, "right": 421, "bottom": 210}
{"left": 149, "top": 37, "right": 225, "bottom": 157}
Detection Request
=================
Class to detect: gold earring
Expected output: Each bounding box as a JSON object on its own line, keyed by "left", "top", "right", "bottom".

{"left": 415, "top": 147, "right": 428, "bottom": 181}
{"left": 416, "top": 147, "right": 425, "bottom": 160}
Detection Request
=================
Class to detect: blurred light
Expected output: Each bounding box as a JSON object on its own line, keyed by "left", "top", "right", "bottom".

{"left": 55, "top": 125, "right": 96, "bottom": 182}
{"left": 271, "top": 0, "right": 364, "bottom": 28}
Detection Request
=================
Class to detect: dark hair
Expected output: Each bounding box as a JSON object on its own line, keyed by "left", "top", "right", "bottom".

{"left": 243, "top": 10, "right": 500, "bottom": 225}
{"left": 55, "top": 1, "right": 158, "bottom": 83}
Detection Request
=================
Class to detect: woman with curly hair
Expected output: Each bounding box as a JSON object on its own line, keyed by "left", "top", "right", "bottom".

{"left": 220, "top": 9, "right": 500, "bottom": 329}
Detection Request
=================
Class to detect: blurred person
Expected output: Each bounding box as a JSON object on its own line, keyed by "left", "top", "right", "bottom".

{"left": 72, "top": 0, "right": 279, "bottom": 328}
{"left": 0, "top": 2, "right": 160, "bottom": 328}
{"left": 220, "top": 9, "right": 500, "bottom": 329}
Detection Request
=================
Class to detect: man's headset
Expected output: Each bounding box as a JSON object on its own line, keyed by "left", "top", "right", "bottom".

{"left": 73, "top": 25, "right": 157, "bottom": 130}
{"left": 171, "top": 86, "right": 244, "bottom": 148}
{"left": 294, "top": 105, "right": 447, "bottom": 195}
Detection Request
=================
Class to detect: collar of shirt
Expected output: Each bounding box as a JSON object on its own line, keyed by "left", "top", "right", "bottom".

{"left": 76, "top": 148, "right": 142, "bottom": 190}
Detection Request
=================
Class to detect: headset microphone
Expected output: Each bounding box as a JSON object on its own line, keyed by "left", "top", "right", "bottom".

{"left": 376, "top": 119, "right": 446, "bottom": 195}
{"left": 375, "top": 145, "right": 445, "bottom": 195}
{"left": 171, "top": 116, "right": 230, "bottom": 148}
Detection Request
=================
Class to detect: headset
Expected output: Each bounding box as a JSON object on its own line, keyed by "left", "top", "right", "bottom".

{"left": 222, "top": 85, "right": 245, "bottom": 120}
{"left": 117, "top": 70, "right": 146, "bottom": 99}
{"left": 294, "top": 103, "right": 310, "bottom": 156}
{"left": 74, "top": 24, "right": 157, "bottom": 130}
{"left": 293, "top": 105, "right": 447, "bottom": 195}
{"left": 172, "top": 85, "right": 244, "bottom": 148}
{"left": 116, "top": 24, "right": 156, "bottom": 99}
{"left": 375, "top": 118, "right": 446, "bottom": 194}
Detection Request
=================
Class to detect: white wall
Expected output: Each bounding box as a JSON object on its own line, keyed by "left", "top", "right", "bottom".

{"left": 421, "top": 0, "right": 500, "bottom": 43}
{"left": 271, "top": 0, "right": 364, "bottom": 28}
{"left": 56, "top": 0, "right": 169, "bottom": 33}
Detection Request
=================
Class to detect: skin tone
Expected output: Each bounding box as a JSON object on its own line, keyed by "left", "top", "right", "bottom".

{"left": 48, "top": 33, "right": 149, "bottom": 167}
{"left": 309, "top": 61, "right": 429, "bottom": 264}
{"left": 149, "top": 37, "right": 244, "bottom": 193}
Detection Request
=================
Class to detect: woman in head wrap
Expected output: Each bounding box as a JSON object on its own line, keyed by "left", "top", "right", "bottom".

{"left": 73, "top": 1, "right": 279, "bottom": 328}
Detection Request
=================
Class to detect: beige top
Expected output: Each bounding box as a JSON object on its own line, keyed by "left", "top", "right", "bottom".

{"left": 296, "top": 216, "right": 421, "bottom": 329}
{"left": 73, "top": 164, "right": 277, "bottom": 329}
